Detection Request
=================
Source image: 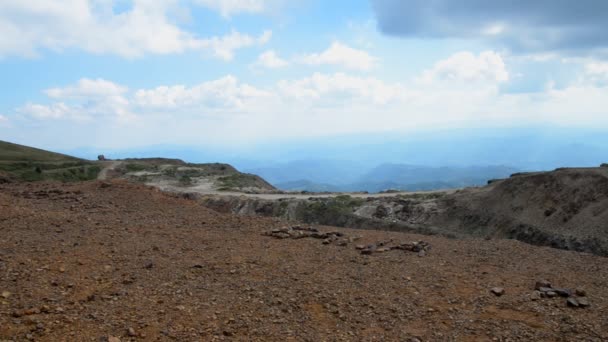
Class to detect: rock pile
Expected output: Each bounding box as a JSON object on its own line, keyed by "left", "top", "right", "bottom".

{"left": 533, "top": 280, "right": 589, "bottom": 308}
{"left": 262, "top": 226, "right": 431, "bottom": 256}
{"left": 263, "top": 226, "right": 351, "bottom": 246}
{"left": 356, "top": 240, "right": 431, "bottom": 256}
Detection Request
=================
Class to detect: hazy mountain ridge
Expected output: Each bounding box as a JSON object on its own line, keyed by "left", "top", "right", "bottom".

{"left": 254, "top": 162, "right": 520, "bottom": 192}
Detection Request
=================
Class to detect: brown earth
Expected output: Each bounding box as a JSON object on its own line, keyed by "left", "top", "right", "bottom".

{"left": 1, "top": 180, "right": 608, "bottom": 341}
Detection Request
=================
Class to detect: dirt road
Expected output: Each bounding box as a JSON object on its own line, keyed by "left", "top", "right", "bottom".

{"left": 96, "top": 161, "right": 122, "bottom": 180}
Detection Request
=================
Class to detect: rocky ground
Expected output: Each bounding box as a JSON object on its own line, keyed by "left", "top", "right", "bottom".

{"left": 1, "top": 180, "right": 608, "bottom": 341}
{"left": 198, "top": 167, "right": 608, "bottom": 257}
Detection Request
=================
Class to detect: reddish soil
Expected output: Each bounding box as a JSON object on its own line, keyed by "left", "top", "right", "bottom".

{"left": 1, "top": 180, "right": 607, "bottom": 341}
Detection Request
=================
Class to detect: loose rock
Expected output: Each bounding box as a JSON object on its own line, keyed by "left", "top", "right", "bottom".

{"left": 490, "top": 287, "right": 505, "bottom": 296}
{"left": 535, "top": 280, "right": 551, "bottom": 290}
{"left": 566, "top": 298, "right": 579, "bottom": 307}
{"left": 577, "top": 297, "right": 590, "bottom": 307}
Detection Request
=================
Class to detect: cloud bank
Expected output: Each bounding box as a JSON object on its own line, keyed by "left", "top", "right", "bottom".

{"left": 371, "top": 0, "right": 608, "bottom": 55}
{"left": 0, "top": 1, "right": 270, "bottom": 59}
{"left": 7, "top": 49, "right": 608, "bottom": 148}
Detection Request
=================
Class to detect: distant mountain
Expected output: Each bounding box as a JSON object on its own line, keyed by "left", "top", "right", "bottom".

{"left": 350, "top": 164, "right": 521, "bottom": 192}
{"left": 244, "top": 159, "right": 371, "bottom": 186}
{"left": 273, "top": 179, "right": 341, "bottom": 192}
{"left": 267, "top": 162, "right": 520, "bottom": 192}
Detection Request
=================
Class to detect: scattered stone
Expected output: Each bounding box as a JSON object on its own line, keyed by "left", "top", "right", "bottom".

{"left": 107, "top": 336, "right": 121, "bottom": 342}
{"left": 490, "top": 287, "right": 505, "bottom": 296}
{"left": 535, "top": 280, "right": 551, "bottom": 290}
{"left": 577, "top": 297, "right": 590, "bottom": 307}
{"left": 361, "top": 249, "right": 375, "bottom": 255}
{"left": 263, "top": 226, "right": 347, "bottom": 245}
{"left": 355, "top": 245, "right": 366, "bottom": 250}
{"left": 537, "top": 287, "right": 553, "bottom": 293}
{"left": 566, "top": 298, "right": 579, "bottom": 307}
{"left": 546, "top": 291, "right": 557, "bottom": 298}
{"left": 360, "top": 240, "right": 431, "bottom": 256}
{"left": 144, "top": 262, "right": 154, "bottom": 269}
{"left": 575, "top": 288, "right": 587, "bottom": 297}
{"left": 530, "top": 291, "right": 542, "bottom": 301}
{"left": 553, "top": 288, "right": 572, "bottom": 297}
{"left": 127, "top": 327, "right": 137, "bottom": 337}
{"left": 1, "top": 291, "right": 11, "bottom": 299}
{"left": 99, "top": 182, "right": 112, "bottom": 189}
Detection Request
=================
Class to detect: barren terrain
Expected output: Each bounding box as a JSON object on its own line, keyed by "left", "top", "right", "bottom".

{"left": 1, "top": 180, "right": 607, "bottom": 341}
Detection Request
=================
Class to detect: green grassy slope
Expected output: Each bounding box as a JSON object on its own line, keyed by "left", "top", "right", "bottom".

{"left": 0, "top": 140, "right": 100, "bottom": 182}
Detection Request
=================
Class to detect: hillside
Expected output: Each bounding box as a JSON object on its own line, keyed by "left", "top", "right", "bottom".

{"left": 104, "top": 159, "right": 277, "bottom": 194}
{"left": 198, "top": 166, "right": 608, "bottom": 256}
{"left": 0, "top": 140, "right": 276, "bottom": 193}
{"left": 1, "top": 180, "right": 607, "bottom": 341}
{"left": 0, "top": 140, "right": 100, "bottom": 182}
{"left": 428, "top": 167, "right": 608, "bottom": 254}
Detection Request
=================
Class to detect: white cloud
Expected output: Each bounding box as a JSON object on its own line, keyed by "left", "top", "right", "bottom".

{"left": 278, "top": 72, "right": 406, "bottom": 105}
{"left": 583, "top": 61, "right": 608, "bottom": 84}
{"left": 419, "top": 51, "right": 509, "bottom": 84}
{"left": 18, "top": 102, "right": 76, "bottom": 120}
{"left": 0, "top": 114, "right": 8, "bottom": 123}
{"left": 252, "top": 50, "right": 289, "bottom": 69}
{"left": 45, "top": 78, "right": 128, "bottom": 99}
{"left": 195, "top": 0, "right": 287, "bottom": 17}
{"left": 18, "top": 78, "right": 133, "bottom": 121}
{"left": 134, "top": 75, "right": 272, "bottom": 110}
{"left": 297, "top": 42, "right": 378, "bottom": 71}
{"left": 197, "top": 30, "right": 272, "bottom": 61}
{"left": 0, "top": 1, "right": 270, "bottom": 59}
{"left": 9, "top": 56, "right": 608, "bottom": 146}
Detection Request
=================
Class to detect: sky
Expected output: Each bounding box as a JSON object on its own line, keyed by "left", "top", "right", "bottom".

{"left": 1, "top": 0, "right": 608, "bottom": 159}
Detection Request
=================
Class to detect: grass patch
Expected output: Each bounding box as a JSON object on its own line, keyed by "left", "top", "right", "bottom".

{"left": 217, "top": 173, "right": 261, "bottom": 190}
{"left": 298, "top": 195, "right": 364, "bottom": 224}
{"left": 124, "top": 163, "right": 149, "bottom": 172}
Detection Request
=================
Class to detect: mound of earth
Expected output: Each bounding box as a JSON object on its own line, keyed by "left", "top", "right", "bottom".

{"left": 1, "top": 180, "right": 607, "bottom": 341}
{"left": 105, "top": 159, "right": 277, "bottom": 194}
{"left": 0, "top": 140, "right": 100, "bottom": 182}
{"left": 428, "top": 167, "right": 608, "bottom": 255}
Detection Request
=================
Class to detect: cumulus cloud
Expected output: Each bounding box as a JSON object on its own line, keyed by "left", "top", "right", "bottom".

{"left": 297, "top": 42, "right": 378, "bottom": 71}
{"left": 277, "top": 72, "right": 406, "bottom": 105}
{"left": 371, "top": 0, "right": 608, "bottom": 55}
{"left": 419, "top": 51, "right": 509, "bottom": 84}
{"left": 0, "top": 1, "right": 271, "bottom": 59}
{"left": 252, "top": 50, "right": 289, "bottom": 69}
{"left": 134, "top": 75, "right": 272, "bottom": 110}
{"left": 19, "top": 78, "right": 133, "bottom": 121}
{"left": 18, "top": 75, "right": 272, "bottom": 122}
{"left": 17, "top": 102, "right": 77, "bottom": 120}
{"left": 198, "top": 30, "right": 272, "bottom": 61}
{"left": 583, "top": 61, "right": 608, "bottom": 84}
{"left": 10, "top": 59, "right": 608, "bottom": 144}
{"left": 195, "top": 0, "right": 288, "bottom": 17}
{"left": 45, "top": 78, "right": 128, "bottom": 99}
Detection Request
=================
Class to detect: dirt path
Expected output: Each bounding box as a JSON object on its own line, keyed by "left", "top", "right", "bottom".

{"left": 156, "top": 182, "right": 458, "bottom": 200}
{"left": 96, "top": 161, "right": 123, "bottom": 180}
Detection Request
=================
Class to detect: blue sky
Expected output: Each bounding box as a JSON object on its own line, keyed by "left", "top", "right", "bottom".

{"left": 1, "top": 0, "right": 608, "bottom": 156}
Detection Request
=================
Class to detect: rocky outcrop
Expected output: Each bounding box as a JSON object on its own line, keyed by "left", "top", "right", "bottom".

{"left": 197, "top": 167, "right": 608, "bottom": 256}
